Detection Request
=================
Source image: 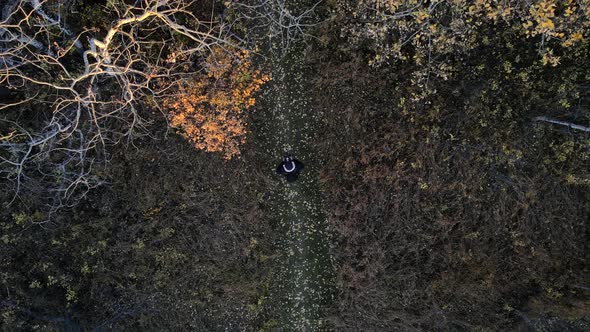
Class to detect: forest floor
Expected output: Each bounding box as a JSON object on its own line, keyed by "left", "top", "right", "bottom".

{"left": 251, "top": 35, "right": 335, "bottom": 330}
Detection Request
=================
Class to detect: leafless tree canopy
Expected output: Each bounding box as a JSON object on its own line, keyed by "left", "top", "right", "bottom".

{"left": 0, "top": 0, "right": 227, "bottom": 215}
{"left": 227, "top": 0, "right": 321, "bottom": 50}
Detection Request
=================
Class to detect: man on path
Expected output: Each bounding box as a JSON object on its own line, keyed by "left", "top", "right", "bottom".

{"left": 276, "top": 153, "right": 304, "bottom": 183}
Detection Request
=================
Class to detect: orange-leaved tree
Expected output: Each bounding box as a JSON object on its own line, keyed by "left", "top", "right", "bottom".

{"left": 162, "top": 46, "right": 270, "bottom": 159}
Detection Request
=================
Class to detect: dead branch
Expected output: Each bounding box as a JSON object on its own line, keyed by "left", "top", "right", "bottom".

{"left": 534, "top": 116, "right": 590, "bottom": 132}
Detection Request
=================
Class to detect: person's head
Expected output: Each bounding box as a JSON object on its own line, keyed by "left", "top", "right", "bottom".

{"left": 283, "top": 153, "right": 292, "bottom": 163}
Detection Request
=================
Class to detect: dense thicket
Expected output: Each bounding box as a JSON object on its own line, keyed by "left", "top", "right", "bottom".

{"left": 1, "top": 133, "right": 279, "bottom": 329}
{"left": 313, "top": 1, "right": 590, "bottom": 330}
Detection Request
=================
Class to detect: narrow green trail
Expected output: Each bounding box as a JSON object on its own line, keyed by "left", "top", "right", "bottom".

{"left": 252, "top": 14, "right": 335, "bottom": 330}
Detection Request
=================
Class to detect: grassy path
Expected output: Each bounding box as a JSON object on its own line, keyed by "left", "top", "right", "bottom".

{"left": 253, "top": 28, "right": 334, "bottom": 331}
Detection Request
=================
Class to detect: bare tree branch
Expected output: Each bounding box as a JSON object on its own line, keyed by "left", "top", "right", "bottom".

{"left": 534, "top": 116, "right": 590, "bottom": 132}
{"left": 0, "top": 0, "right": 229, "bottom": 215}
{"left": 228, "top": 0, "right": 321, "bottom": 51}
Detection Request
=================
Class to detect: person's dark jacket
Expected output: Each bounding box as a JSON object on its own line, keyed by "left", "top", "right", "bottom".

{"left": 276, "top": 159, "right": 304, "bottom": 182}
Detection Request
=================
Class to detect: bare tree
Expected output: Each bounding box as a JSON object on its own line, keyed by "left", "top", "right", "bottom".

{"left": 226, "top": 0, "right": 321, "bottom": 51}
{"left": 0, "top": 0, "right": 228, "bottom": 217}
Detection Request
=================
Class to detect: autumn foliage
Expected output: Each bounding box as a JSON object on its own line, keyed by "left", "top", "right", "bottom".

{"left": 162, "top": 47, "right": 270, "bottom": 159}
{"left": 337, "top": 0, "right": 589, "bottom": 77}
